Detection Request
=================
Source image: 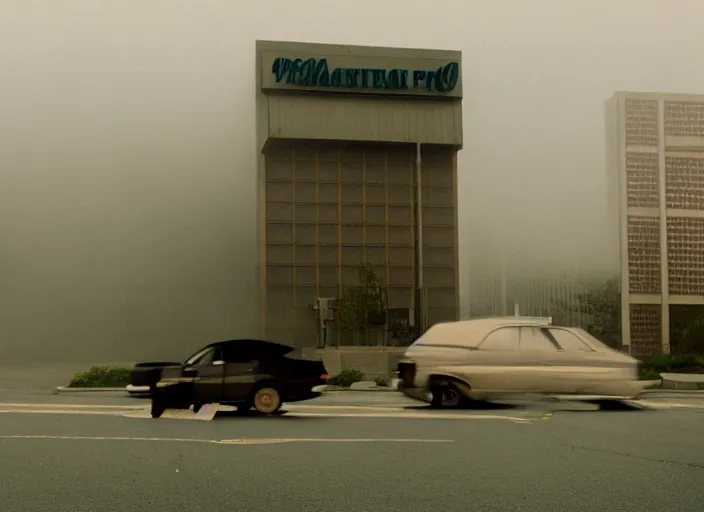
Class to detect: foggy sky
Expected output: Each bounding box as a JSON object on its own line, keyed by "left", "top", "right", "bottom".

{"left": 2, "top": 0, "right": 704, "bottom": 361}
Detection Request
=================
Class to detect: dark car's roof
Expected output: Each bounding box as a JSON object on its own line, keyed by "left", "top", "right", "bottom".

{"left": 204, "top": 338, "right": 294, "bottom": 356}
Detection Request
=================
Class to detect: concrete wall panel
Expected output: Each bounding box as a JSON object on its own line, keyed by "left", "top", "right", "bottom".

{"left": 268, "top": 94, "right": 462, "bottom": 146}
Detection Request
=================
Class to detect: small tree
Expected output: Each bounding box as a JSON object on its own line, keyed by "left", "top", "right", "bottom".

{"left": 554, "top": 278, "right": 621, "bottom": 348}
{"left": 338, "top": 263, "right": 387, "bottom": 345}
{"left": 554, "top": 278, "right": 704, "bottom": 354}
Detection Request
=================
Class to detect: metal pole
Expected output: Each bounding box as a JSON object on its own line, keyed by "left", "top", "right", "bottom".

{"left": 499, "top": 234, "right": 508, "bottom": 316}
{"left": 415, "top": 142, "right": 424, "bottom": 334}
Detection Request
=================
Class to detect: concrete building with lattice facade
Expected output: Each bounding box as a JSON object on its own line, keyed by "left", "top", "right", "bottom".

{"left": 256, "top": 41, "right": 462, "bottom": 348}
{"left": 606, "top": 91, "right": 704, "bottom": 357}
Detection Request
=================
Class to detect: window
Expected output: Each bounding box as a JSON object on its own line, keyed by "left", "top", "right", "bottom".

{"left": 480, "top": 327, "right": 519, "bottom": 350}
{"left": 184, "top": 347, "right": 213, "bottom": 366}
{"left": 222, "top": 345, "right": 256, "bottom": 363}
{"left": 184, "top": 347, "right": 221, "bottom": 366}
{"left": 519, "top": 327, "right": 558, "bottom": 351}
{"left": 547, "top": 329, "right": 593, "bottom": 352}
{"left": 211, "top": 347, "right": 224, "bottom": 363}
{"left": 198, "top": 349, "right": 216, "bottom": 366}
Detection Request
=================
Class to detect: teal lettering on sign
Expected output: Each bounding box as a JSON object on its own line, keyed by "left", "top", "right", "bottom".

{"left": 271, "top": 57, "right": 459, "bottom": 94}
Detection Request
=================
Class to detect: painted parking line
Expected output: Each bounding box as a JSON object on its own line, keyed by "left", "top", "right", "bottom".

{"left": 0, "top": 434, "right": 453, "bottom": 445}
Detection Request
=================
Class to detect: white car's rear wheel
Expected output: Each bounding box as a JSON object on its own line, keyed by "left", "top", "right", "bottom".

{"left": 252, "top": 387, "right": 282, "bottom": 414}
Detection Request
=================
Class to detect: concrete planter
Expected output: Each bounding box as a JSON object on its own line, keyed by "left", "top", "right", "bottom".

{"left": 660, "top": 373, "right": 704, "bottom": 390}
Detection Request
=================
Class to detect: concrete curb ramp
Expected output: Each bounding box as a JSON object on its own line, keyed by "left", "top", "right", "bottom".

{"left": 661, "top": 373, "right": 704, "bottom": 390}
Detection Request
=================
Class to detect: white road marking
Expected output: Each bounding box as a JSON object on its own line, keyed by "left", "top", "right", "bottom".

{"left": 0, "top": 434, "right": 453, "bottom": 445}
{"left": 217, "top": 438, "right": 453, "bottom": 445}
{"left": 0, "top": 409, "right": 127, "bottom": 416}
{"left": 287, "top": 412, "right": 535, "bottom": 423}
{"left": 0, "top": 403, "right": 141, "bottom": 409}
{"left": 637, "top": 400, "right": 704, "bottom": 410}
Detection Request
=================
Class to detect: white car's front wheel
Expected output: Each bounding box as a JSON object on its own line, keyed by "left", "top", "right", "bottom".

{"left": 430, "top": 384, "right": 464, "bottom": 409}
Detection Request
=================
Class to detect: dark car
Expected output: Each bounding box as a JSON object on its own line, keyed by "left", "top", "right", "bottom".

{"left": 146, "top": 339, "right": 329, "bottom": 418}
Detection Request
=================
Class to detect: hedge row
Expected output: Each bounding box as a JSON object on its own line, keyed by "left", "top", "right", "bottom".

{"left": 68, "top": 366, "right": 132, "bottom": 388}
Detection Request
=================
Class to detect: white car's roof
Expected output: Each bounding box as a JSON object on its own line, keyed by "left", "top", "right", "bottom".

{"left": 413, "top": 316, "right": 553, "bottom": 348}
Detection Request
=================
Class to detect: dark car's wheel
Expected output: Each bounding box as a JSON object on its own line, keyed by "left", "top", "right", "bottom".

{"left": 430, "top": 384, "right": 464, "bottom": 409}
{"left": 191, "top": 402, "right": 203, "bottom": 414}
{"left": 252, "top": 386, "right": 282, "bottom": 414}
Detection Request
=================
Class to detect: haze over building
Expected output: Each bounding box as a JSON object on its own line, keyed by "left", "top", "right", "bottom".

{"left": 3, "top": 2, "right": 704, "bottom": 364}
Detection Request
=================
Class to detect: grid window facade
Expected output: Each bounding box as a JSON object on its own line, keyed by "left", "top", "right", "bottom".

{"left": 665, "top": 156, "right": 704, "bottom": 210}
{"left": 667, "top": 217, "right": 704, "bottom": 295}
{"left": 630, "top": 304, "right": 662, "bottom": 357}
{"left": 665, "top": 101, "right": 704, "bottom": 137}
{"left": 626, "top": 153, "right": 659, "bottom": 208}
{"left": 263, "top": 141, "right": 458, "bottom": 346}
{"left": 625, "top": 99, "right": 658, "bottom": 146}
{"left": 627, "top": 216, "right": 661, "bottom": 294}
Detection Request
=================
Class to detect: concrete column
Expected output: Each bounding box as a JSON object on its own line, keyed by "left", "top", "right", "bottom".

{"left": 657, "top": 100, "right": 671, "bottom": 354}
{"left": 618, "top": 96, "right": 632, "bottom": 352}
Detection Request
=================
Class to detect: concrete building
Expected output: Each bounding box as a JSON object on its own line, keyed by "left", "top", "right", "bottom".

{"left": 255, "top": 40, "right": 463, "bottom": 348}
{"left": 606, "top": 91, "right": 704, "bottom": 357}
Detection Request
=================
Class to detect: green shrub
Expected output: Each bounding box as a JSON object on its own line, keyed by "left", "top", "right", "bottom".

{"left": 638, "top": 367, "right": 662, "bottom": 381}
{"left": 327, "top": 368, "right": 364, "bottom": 387}
{"left": 638, "top": 354, "right": 704, "bottom": 380}
{"left": 374, "top": 376, "right": 389, "bottom": 387}
{"left": 68, "top": 366, "right": 132, "bottom": 388}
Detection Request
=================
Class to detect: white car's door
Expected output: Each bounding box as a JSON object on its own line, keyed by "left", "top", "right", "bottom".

{"left": 518, "top": 327, "right": 574, "bottom": 394}
{"left": 514, "top": 326, "right": 563, "bottom": 393}
{"left": 468, "top": 326, "right": 537, "bottom": 393}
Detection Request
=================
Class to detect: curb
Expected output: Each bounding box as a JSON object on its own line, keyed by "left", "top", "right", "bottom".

{"left": 642, "top": 387, "right": 704, "bottom": 394}
{"left": 661, "top": 381, "right": 704, "bottom": 391}
{"left": 55, "top": 386, "right": 128, "bottom": 394}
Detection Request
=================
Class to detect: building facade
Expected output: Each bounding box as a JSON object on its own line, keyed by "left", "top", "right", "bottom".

{"left": 256, "top": 41, "right": 463, "bottom": 348}
{"left": 606, "top": 91, "right": 704, "bottom": 356}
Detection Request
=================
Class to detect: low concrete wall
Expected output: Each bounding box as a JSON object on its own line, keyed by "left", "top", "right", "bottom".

{"left": 314, "top": 347, "right": 406, "bottom": 378}
{"left": 661, "top": 373, "right": 704, "bottom": 390}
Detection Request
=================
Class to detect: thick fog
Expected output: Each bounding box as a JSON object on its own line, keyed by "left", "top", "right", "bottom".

{"left": 2, "top": 0, "right": 703, "bottom": 362}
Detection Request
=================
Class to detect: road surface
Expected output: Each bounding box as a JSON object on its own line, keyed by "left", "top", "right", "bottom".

{"left": 1, "top": 390, "right": 703, "bottom": 511}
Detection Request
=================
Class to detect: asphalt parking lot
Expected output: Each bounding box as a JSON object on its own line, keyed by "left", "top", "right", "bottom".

{"left": 1, "top": 390, "right": 703, "bottom": 512}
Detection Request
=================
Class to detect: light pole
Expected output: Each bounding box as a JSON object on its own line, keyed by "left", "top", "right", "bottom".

{"left": 414, "top": 142, "right": 425, "bottom": 335}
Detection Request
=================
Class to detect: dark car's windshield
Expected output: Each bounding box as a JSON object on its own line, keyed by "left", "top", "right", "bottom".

{"left": 183, "top": 347, "right": 213, "bottom": 366}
